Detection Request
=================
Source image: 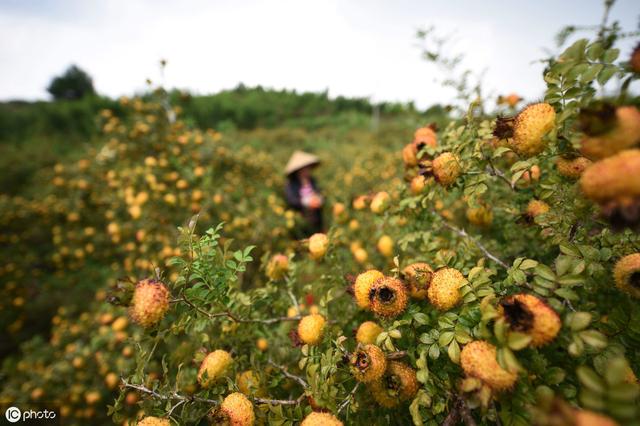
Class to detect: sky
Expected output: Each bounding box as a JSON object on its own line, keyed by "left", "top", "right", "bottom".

{"left": 0, "top": 0, "right": 638, "bottom": 108}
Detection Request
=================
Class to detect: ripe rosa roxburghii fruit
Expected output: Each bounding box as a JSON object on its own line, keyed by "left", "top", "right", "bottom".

{"left": 356, "top": 321, "right": 383, "bottom": 345}
{"left": 377, "top": 235, "right": 394, "bottom": 257}
{"left": 130, "top": 279, "right": 170, "bottom": 328}
{"left": 580, "top": 149, "right": 640, "bottom": 203}
{"left": 219, "top": 392, "right": 255, "bottom": 426}
{"left": 460, "top": 341, "right": 517, "bottom": 391}
{"left": 352, "top": 195, "right": 368, "bottom": 210}
{"left": 466, "top": 203, "right": 493, "bottom": 227}
{"left": 369, "top": 361, "right": 418, "bottom": 408}
{"left": 402, "top": 143, "right": 419, "bottom": 167}
{"left": 198, "top": 350, "right": 232, "bottom": 388}
{"left": 511, "top": 103, "right": 556, "bottom": 157}
{"left": 369, "top": 276, "right": 409, "bottom": 318}
{"left": 613, "top": 253, "right": 640, "bottom": 298}
{"left": 350, "top": 344, "right": 387, "bottom": 383}
{"left": 266, "top": 253, "right": 289, "bottom": 280}
{"left": 500, "top": 294, "right": 561, "bottom": 347}
{"left": 354, "top": 270, "right": 384, "bottom": 310}
{"left": 526, "top": 199, "right": 550, "bottom": 219}
{"left": 580, "top": 106, "right": 640, "bottom": 160}
{"left": 298, "top": 314, "right": 326, "bottom": 345}
{"left": 401, "top": 262, "right": 433, "bottom": 300}
{"left": 432, "top": 152, "right": 461, "bottom": 186}
{"left": 413, "top": 126, "right": 438, "bottom": 148}
{"left": 137, "top": 416, "right": 170, "bottom": 426}
{"left": 256, "top": 338, "right": 268, "bottom": 352}
{"left": 428, "top": 268, "right": 465, "bottom": 311}
{"left": 370, "top": 191, "right": 391, "bottom": 214}
{"left": 410, "top": 175, "right": 428, "bottom": 195}
{"left": 301, "top": 411, "right": 343, "bottom": 426}
{"left": 556, "top": 156, "right": 592, "bottom": 179}
{"left": 308, "top": 233, "right": 329, "bottom": 260}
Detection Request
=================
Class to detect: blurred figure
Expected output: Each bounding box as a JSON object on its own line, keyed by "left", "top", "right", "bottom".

{"left": 284, "top": 151, "right": 324, "bottom": 236}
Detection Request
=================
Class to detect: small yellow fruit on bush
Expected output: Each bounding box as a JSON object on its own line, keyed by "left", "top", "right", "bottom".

{"left": 137, "top": 416, "right": 170, "bottom": 426}
{"left": 377, "top": 235, "right": 394, "bottom": 257}
{"left": 353, "top": 269, "right": 384, "bottom": 310}
{"left": 500, "top": 294, "right": 561, "bottom": 347}
{"left": 301, "top": 411, "right": 343, "bottom": 426}
{"left": 356, "top": 321, "right": 383, "bottom": 345}
{"left": 308, "top": 233, "right": 329, "bottom": 260}
{"left": 353, "top": 247, "right": 368, "bottom": 264}
{"left": 580, "top": 149, "right": 640, "bottom": 204}
{"left": 460, "top": 341, "right": 517, "bottom": 391}
{"left": 218, "top": 392, "right": 255, "bottom": 426}
{"left": 370, "top": 191, "right": 391, "bottom": 214}
{"left": 265, "top": 253, "right": 289, "bottom": 280}
{"left": 428, "top": 268, "right": 465, "bottom": 311}
{"left": 352, "top": 195, "right": 368, "bottom": 210}
{"left": 580, "top": 106, "right": 640, "bottom": 160}
{"left": 129, "top": 279, "right": 170, "bottom": 328}
{"left": 297, "top": 314, "right": 326, "bottom": 345}
{"left": 369, "top": 276, "right": 409, "bottom": 318}
{"left": 256, "top": 338, "right": 268, "bottom": 352}
{"left": 410, "top": 175, "right": 427, "bottom": 195}
{"left": 198, "top": 350, "right": 232, "bottom": 388}
{"left": 350, "top": 344, "right": 387, "bottom": 383}
{"left": 401, "top": 262, "right": 433, "bottom": 300}
{"left": 432, "top": 152, "right": 461, "bottom": 186}
{"left": 556, "top": 156, "right": 592, "bottom": 179}
{"left": 526, "top": 199, "right": 550, "bottom": 219}
{"left": 466, "top": 203, "right": 493, "bottom": 227}
{"left": 369, "top": 361, "right": 418, "bottom": 408}
{"left": 511, "top": 102, "right": 556, "bottom": 157}
{"left": 613, "top": 253, "right": 640, "bottom": 298}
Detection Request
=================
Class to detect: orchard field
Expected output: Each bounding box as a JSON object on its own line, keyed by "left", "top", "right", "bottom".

{"left": 1, "top": 5, "right": 640, "bottom": 426}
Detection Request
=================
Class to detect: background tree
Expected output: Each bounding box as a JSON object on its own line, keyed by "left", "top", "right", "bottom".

{"left": 46, "top": 64, "right": 96, "bottom": 100}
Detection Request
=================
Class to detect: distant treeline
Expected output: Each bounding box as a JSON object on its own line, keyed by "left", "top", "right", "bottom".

{"left": 0, "top": 84, "right": 445, "bottom": 145}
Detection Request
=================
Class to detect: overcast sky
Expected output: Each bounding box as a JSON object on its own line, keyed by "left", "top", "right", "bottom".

{"left": 0, "top": 0, "right": 638, "bottom": 108}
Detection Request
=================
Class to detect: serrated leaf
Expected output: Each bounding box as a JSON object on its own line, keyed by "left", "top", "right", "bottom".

{"left": 438, "top": 331, "right": 454, "bottom": 347}
{"left": 448, "top": 340, "right": 461, "bottom": 364}
{"left": 576, "top": 366, "right": 605, "bottom": 394}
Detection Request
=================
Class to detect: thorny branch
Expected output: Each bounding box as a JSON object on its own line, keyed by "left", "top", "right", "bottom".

{"left": 122, "top": 379, "right": 305, "bottom": 407}
{"left": 176, "top": 296, "right": 302, "bottom": 324}
{"left": 433, "top": 212, "right": 510, "bottom": 269}
{"left": 337, "top": 382, "right": 361, "bottom": 414}
{"left": 268, "top": 359, "right": 309, "bottom": 389}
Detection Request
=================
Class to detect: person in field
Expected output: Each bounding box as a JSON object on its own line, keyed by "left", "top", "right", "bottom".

{"left": 284, "top": 151, "right": 324, "bottom": 237}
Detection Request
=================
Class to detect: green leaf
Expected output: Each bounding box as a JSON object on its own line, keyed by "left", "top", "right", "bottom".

{"left": 520, "top": 259, "right": 539, "bottom": 270}
{"left": 555, "top": 287, "right": 579, "bottom": 301}
{"left": 568, "top": 312, "right": 592, "bottom": 331}
{"left": 438, "top": 331, "right": 454, "bottom": 347}
{"left": 413, "top": 312, "right": 429, "bottom": 325}
{"left": 603, "top": 48, "right": 620, "bottom": 63}
{"left": 428, "top": 344, "right": 440, "bottom": 360}
{"left": 586, "top": 42, "right": 604, "bottom": 60}
{"left": 597, "top": 65, "right": 618, "bottom": 85}
{"left": 561, "top": 38, "right": 588, "bottom": 61}
{"left": 576, "top": 366, "right": 605, "bottom": 394}
{"left": 535, "top": 264, "right": 556, "bottom": 281}
{"left": 448, "top": 340, "right": 461, "bottom": 364}
{"left": 508, "top": 332, "right": 533, "bottom": 351}
{"left": 579, "top": 330, "right": 607, "bottom": 349}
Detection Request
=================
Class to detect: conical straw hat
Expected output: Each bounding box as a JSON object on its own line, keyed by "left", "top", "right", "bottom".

{"left": 285, "top": 151, "right": 320, "bottom": 175}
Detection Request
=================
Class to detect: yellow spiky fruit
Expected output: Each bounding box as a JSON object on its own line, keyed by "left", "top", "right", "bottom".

{"left": 377, "top": 235, "right": 394, "bottom": 257}
{"left": 526, "top": 199, "right": 550, "bottom": 219}
{"left": 432, "top": 152, "right": 461, "bottom": 186}
{"left": 354, "top": 270, "right": 384, "bottom": 310}
{"left": 129, "top": 279, "right": 170, "bottom": 328}
{"left": 428, "top": 268, "right": 465, "bottom": 311}
{"left": 413, "top": 126, "right": 438, "bottom": 148}
{"left": 402, "top": 143, "right": 419, "bottom": 167}
{"left": 460, "top": 341, "right": 517, "bottom": 391}
{"left": 613, "top": 253, "right": 640, "bottom": 298}
{"left": 298, "top": 314, "right": 326, "bottom": 345}
{"left": 198, "top": 350, "right": 232, "bottom": 388}
{"left": 369, "top": 277, "right": 409, "bottom": 318}
{"left": 266, "top": 253, "right": 289, "bottom": 280}
{"left": 356, "top": 321, "right": 383, "bottom": 345}
{"left": 580, "top": 149, "right": 640, "bottom": 203}
{"left": 350, "top": 344, "right": 387, "bottom": 383}
{"left": 401, "top": 262, "right": 433, "bottom": 300}
{"left": 369, "top": 361, "right": 418, "bottom": 408}
{"left": 510, "top": 103, "right": 556, "bottom": 157}
{"left": 137, "top": 416, "right": 170, "bottom": 426}
{"left": 499, "top": 294, "right": 561, "bottom": 347}
{"left": 301, "top": 411, "right": 344, "bottom": 426}
{"left": 219, "top": 392, "right": 255, "bottom": 426}
{"left": 466, "top": 204, "right": 493, "bottom": 227}
{"left": 410, "top": 175, "right": 428, "bottom": 195}
{"left": 556, "top": 156, "right": 592, "bottom": 179}
{"left": 370, "top": 191, "right": 391, "bottom": 214}
{"left": 580, "top": 106, "right": 640, "bottom": 160}
{"left": 308, "top": 233, "right": 329, "bottom": 260}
